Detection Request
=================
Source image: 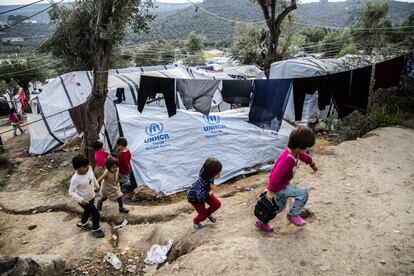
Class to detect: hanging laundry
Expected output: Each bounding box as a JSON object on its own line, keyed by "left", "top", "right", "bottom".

{"left": 116, "top": 87, "right": 125, "bottom": 104}
{"left": 18, "top": 88, "right": 26, "bottom": 112}
{"left": 292, "top": 76, "right": 331, "bottom": 121}
{"left": 401, "top": 52, "right": 414, "bottom": 79}
{"left": 347, "top": 65, "right": 372, "bottom": 113}
{"left": 138, "top": 76, "right": 176, "bottom": 117}
{"left": 221, "top": 80, "right": 253, "bottom": 105}
{"left": 176, "top": 79, "right": 221, "bottom": 115}
{"left": 249, "top": 79, "right": 292, "bottom": 131}
{"left": 373, "top": 56, "right": 404, "bottom": 91}
{"left": 68, "top": 102, "right": 87, "bottom": 135}
{"left": 327, "top": 71, "right": 354, "bottom": 119}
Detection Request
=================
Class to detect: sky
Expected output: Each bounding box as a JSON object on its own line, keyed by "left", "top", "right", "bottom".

{"left": 0, "top": 0, "right": 413, "bottom": 5}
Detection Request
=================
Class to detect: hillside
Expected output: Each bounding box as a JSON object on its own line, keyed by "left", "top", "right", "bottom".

{"left": 0, "top": 1, "right": 190, "bottom": 22}
{"left": 134, "top": 0, "right": 414, "bottom": 42}
{"left": 0, "top": 0, "right": 413, "bottom": 45}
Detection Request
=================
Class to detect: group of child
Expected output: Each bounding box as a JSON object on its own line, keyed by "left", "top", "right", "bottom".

{"left": 68, "top": 137, "right": 132, "bottom": 238}
{"left": 69, "top": 125, "right": 318, "bottom": 238}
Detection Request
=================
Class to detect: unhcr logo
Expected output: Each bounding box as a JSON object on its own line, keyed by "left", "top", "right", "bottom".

{"left": 202, "top": 115, "right": 227, "bottom": 132}
{"left": 145, "top": 123, "right": 164, "bottom": 136}
{"left": 203, "top": 115, "right": 220, "bottom": 124}
{"left": 144, "top": 122, "right": 170, "bottom": 144}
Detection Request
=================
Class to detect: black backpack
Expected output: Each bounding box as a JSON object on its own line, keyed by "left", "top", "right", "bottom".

{"left": 254, "top": 191, "right": 279, "bottom": 224}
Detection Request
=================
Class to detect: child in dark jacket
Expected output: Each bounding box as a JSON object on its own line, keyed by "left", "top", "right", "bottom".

{"left": 187, "top": 158, "right": 222, "bottom": 229}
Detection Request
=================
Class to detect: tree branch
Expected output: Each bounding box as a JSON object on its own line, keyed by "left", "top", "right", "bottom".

{"left": 257, "top": 0, "right": 272, "bottom": 29}
{"left": 275, "top": 0, "right": 297, "bottom": 29}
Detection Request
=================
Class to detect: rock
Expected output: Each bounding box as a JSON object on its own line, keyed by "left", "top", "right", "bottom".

{"left": 21, "top": 241, "right": 29, "bottom": 244}
{"left": 1, "top": 255, "right": 65, "bottom": 276}
{"left": 132, "top": 186, "right": 158, "bottom": 201}
{"left": 28, "top": 225, "right": 37, "bottom": 231}
{"left": 379, "top": 260, "right": 386, "bottom": 265}
{"left": 0, "top": 256, "right": 18, "bottom": 273}
{"left": 32, "top": 210, "right": 38, "bottom": 214}
{"left": 314, "top": 121, "right": 327, "bottom": 132}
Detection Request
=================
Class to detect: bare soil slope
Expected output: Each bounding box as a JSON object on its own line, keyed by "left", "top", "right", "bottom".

{"left": 0, "top": 126, "right": 413, "bottom": 275}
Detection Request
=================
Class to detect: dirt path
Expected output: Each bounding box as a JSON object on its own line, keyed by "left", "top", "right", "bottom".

{"left": 0, "top": 126, "right": 413, "bottom": 275}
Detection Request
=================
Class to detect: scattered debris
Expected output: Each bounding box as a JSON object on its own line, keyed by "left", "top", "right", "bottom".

{"left": 143, "top": 264, "right": 158, "bottom": 273}
{"left": 82, "top": 256, "right": 92, "bottom": 262}
{"left": 144, "top": 239, "right": 174, "bottom": 265}
{"left": 125, "top": 264, "right": 136, "bottom": 273}
{"left": 32, "top": 210, "right": 37, "bottom": 214}
{"left": 113, "top": 219, "right": 128, "bottom": 230}
{"left": 112, "top": 234, "right": 117, "bottom": 241}
{"left": 105, "top": 253, "right": 122, "bottom": 270}
{"left": 392, "top": 229, "right": 401, "bottom": 233}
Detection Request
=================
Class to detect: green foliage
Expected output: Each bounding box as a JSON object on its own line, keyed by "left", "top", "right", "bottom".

{"left": 134, "top": 39, "right": 176, "bottom": 66}
{"left": 337, "top": 43, "right": 358, "bottom": 57}
{"left": 332, "top": 81, "right": 414, "bottom": 140}
{"left": 230, "top": 24, "right": 265, "bottom": 66}
{"left": 183, "top": 32, "right": 206, "bottom": 66}
{"left": 0, "top": 58, "right": 47, "bottom": 96}
{"left": 376, "top": 111, "right": 402, "bottom": 127}
{"left": 318, "top": 30, "right": 352, "bottom": 57}
{"left": 40, "top": 0, "right": 155, "bottom": 72}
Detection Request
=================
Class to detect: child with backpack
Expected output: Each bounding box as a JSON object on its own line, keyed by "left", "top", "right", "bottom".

{"left": 256, "top": 126, "right": 318, "bottom": 232}
{"left": 68, "top": 155, "right": 105, "bottom": 238}
{"left": 187, "top": 158, "right": 222, "bottom": 229}
{"left": 96, "top": 158, "right": 129, "bottom": 213}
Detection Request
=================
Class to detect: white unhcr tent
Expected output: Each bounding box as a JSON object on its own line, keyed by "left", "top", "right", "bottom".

{"left": 117, "top": 105, "right": 294, "bottom": 195}
{"left": 28, "top": 64, "right": 235, "bottom": 155}
{"left": 269, "top": 57, "right": 350, "bottom": 124}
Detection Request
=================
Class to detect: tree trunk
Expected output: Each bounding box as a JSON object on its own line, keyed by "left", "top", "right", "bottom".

{"left": 82, "top": 0, "right": 113, "bottom": 165}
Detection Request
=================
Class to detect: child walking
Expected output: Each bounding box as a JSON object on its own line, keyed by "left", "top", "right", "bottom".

{"left": 68, "top": 155, "right": 105, "bottom": 238}
{"left": 187, "top": 158, "right": 222, "bottom": 229}
{"left": 256, "top": 126, "right": 318, "bottom": 232}
{"left": 97, "top": 158, "right": 129, "bottom": 213}
{"left": 9, "top": 108, "right": 24, "bottom": 136}
{"left": 93, "top": 140, "right": 110, "bottom": 178}
{"left": 116, "top": 137, "right": 132, "bottom": 193}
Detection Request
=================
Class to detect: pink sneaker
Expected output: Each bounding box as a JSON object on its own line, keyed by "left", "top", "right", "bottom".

{"left": 255, "top": 220, "right": 274, "bottom": 232}
{"left": 287, "top": 214, "right": 306, "bottom": 227}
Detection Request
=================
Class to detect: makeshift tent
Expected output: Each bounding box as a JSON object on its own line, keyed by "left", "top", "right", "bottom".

{"left": 29, "top": 64, "right": 234, "bottom": 155}
{"left": 269, "top": 57, "right": 351, "bottom": 123}
{"left": 117, "top": 105, "right": 293, "bottom": 195}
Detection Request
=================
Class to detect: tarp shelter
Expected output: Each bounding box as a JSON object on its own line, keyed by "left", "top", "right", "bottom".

{"left": 269, "top": 57, "right": 351, "bottom": 124}
{"left": 117, "top": 105, "right": 293, "bottom": 195}
{"left": 28, "top": 64, "right": 235, "bottom": 155}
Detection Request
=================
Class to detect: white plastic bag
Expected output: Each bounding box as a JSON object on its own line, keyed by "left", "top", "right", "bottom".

{"left": 144, "top": 239, "right": 174, "bottom": 265}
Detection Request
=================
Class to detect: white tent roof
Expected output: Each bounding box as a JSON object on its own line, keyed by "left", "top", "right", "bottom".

{"left": 29, "top": 64, "right": 234, "bottom": 155}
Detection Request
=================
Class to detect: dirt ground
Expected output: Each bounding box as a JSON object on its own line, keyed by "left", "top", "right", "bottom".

{"left": 0, "top": 126, "right": 413, "bottom": 275}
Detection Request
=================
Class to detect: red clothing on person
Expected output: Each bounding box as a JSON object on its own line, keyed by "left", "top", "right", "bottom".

{"left": 191, "top": 194, "right": 221, "bottom": 224}
{"left": 95, "top": 149, "right": 109, "bottom": 168}
{"left": 118, "top": 150, "right": 131, "bottom": 175}
{"left": 267, "top": 148, "right": 314, "bottom": 193}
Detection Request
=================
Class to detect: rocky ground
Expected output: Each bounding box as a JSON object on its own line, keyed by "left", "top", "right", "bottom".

{"left": 0, "top": 126, "right": 413, "bottom": 275}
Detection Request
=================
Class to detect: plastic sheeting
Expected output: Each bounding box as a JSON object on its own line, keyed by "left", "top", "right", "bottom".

{"left": 27, "top": 113, "right": 60, "bottom": 155}
{"left": 117, "top": 105, "right": 293, "bottom": 195}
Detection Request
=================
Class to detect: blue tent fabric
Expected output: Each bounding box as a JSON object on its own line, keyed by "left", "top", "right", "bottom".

{"left": 249, "top": 79, "right": 292, "bottom": 131}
